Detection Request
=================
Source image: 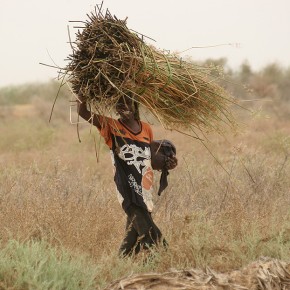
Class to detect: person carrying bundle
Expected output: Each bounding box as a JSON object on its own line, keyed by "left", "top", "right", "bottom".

{"left": 61, "top": 4, "right": 235, "bottom": 258}
{"left": 77, "top": 94, "right": 177, "bottom": 257}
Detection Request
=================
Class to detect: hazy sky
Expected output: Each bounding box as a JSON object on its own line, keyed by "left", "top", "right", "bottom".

{"left": 1, "top": 0, "right": 290, "bottom": 87}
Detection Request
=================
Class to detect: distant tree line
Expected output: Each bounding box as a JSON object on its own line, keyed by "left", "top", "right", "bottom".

{"left": 199, "top": 58, "right": 290, "bottom": 117}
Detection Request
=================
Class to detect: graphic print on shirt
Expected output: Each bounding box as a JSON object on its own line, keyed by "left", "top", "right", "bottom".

{"left": 118, "top": 144, "right": 151, "bottom": 175}
{"left": 117, "top": 143, "right": 154, "bottom": 212}
{"left": 98, "top": 117, "right": 154, "bottom": 212}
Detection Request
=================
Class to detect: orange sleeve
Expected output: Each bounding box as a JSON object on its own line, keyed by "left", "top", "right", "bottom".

{"left": 149, "top": 125, "right": 153, "bottom": 142}
{"left": 98, "top": 116, "right": 113, "bottom": 148}
{"left": 143, "top": 122, "right": 153, "bottom": 142}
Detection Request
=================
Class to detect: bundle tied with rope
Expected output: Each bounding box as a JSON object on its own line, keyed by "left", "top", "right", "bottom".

{"left": 62, "top": 4, "right": 237, "bottom": 134}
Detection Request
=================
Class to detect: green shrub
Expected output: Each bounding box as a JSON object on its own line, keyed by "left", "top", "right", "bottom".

{"left": 0, "top": 239, "right": 98, "bottom": 290}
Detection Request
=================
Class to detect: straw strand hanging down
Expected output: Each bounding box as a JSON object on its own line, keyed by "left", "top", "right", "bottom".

{"left": 62, "top": 5, "right": 237, "bottom": 133}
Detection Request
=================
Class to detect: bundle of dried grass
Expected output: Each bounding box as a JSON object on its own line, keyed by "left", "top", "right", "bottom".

{"left": 104, "top": 257, "right": 290, "bottom": 290}
{"left": 62, "top": 4, "right": 236, "bottom": 133}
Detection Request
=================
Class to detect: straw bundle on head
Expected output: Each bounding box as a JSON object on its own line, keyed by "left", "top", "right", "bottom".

{"left": 63, "top": 4, "right": 236, "bottom": 133}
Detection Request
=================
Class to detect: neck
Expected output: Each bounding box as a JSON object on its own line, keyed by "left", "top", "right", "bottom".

{"left": 120, "top": 115, "right": 136, "bottom": 124}
{"left": 120, "top": 117, "right": 140, "bottom": 132}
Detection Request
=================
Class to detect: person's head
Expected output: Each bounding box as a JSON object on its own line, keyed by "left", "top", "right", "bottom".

{"left": 116, "top": 94, "right": 140, "bottom": 121}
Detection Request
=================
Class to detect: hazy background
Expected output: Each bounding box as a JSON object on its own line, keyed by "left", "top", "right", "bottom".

{"left": 1, "top": 0, "right": 290, "bottom": 87}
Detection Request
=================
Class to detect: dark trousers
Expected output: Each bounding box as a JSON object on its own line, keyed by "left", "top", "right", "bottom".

{"left": 119, "top": 204, "right": 167, "bottom": 257}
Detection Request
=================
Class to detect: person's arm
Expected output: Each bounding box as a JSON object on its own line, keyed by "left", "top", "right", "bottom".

{"left": 76, "top": 98, "right": 102, "bottom": 130}
{"left": 165, "top": 155, "right": 178, "bottom": 170}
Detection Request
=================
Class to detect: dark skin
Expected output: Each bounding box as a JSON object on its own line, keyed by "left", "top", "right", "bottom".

{"left": 76, "top": 97, "right": 102, "bottom": 130}
{"left": 165, "top": 154, "right": 178, "bottom": 170}
{"left": 77, "top": 96, "right": 178, "bottom": 169}
{"left": 115, "top": 101, "right": 141, "bottom": 133}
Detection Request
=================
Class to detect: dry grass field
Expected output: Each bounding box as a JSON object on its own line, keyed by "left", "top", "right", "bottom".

{"left": 0, "top": 79, "right": 289, "bottom": 289}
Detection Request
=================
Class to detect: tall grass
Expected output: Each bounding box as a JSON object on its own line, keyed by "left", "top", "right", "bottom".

{"left": 0, "top": 119, "right": 54, "bottom": 152}
{"left": 0, "top": 81, "right": 289, "bottom": 288}
{"left": 0, "top": 240, "right": 98, "bottom": 290}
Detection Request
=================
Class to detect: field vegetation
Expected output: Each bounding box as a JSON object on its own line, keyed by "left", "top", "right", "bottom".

{"left": 0, "top": 60, "right": 289, "bottom": 289}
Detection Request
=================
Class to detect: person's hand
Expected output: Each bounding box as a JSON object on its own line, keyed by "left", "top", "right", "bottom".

{"left": 165, "top": 155, "right": 178, "bottom": 170}
{"left": 76, "top": 94, "right": 86, "bottom": 104}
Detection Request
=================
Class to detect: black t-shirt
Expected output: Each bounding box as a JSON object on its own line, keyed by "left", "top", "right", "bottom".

{"left": 99, "top": 117, "right": 154, "bottom": 212}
